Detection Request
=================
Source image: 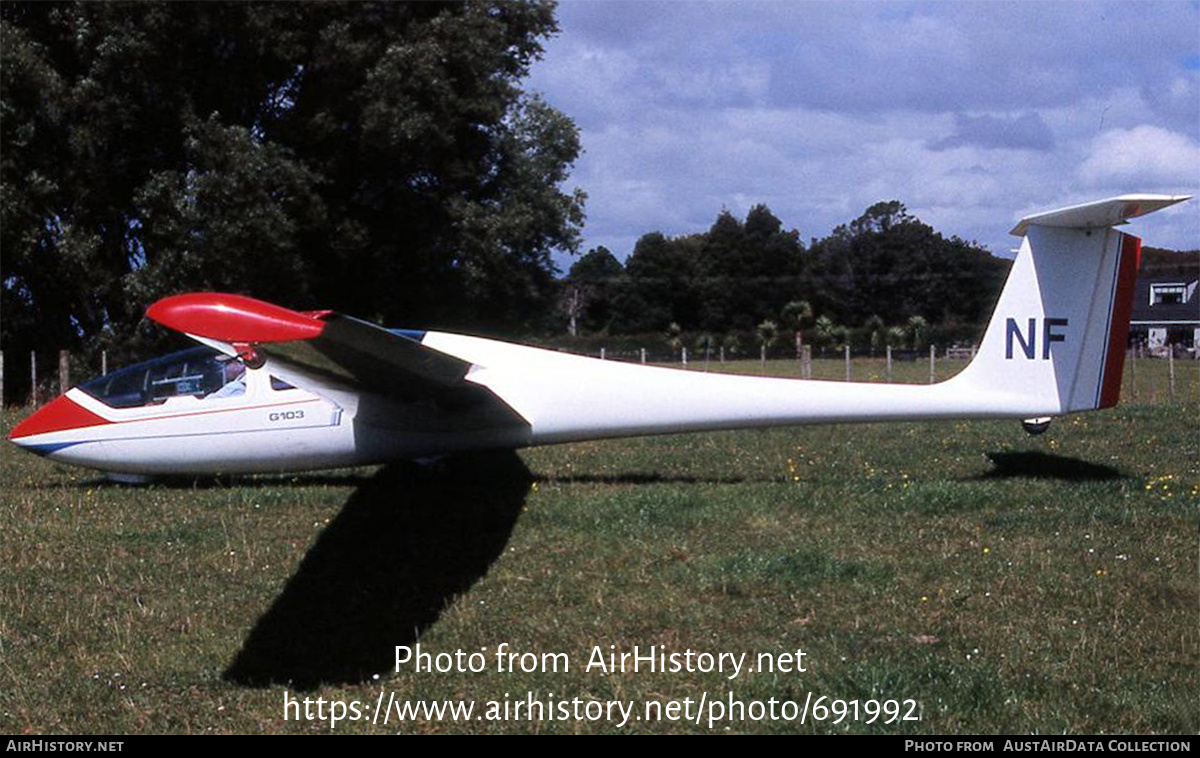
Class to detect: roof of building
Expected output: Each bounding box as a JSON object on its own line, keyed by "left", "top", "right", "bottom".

{"left": 1130, "top": 274, "right": 1200, "bottom": 327}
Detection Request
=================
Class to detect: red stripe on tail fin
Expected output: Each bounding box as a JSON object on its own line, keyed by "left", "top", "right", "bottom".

{"left": 1098, "top": 233, "right": 1141, "bottom": 409}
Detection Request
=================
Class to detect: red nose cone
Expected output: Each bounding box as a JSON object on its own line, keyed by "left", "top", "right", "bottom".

{"left": 147, "top": 293, "right": 327, "bottom": 343}
{"left": 9, "top": 395, "right": 110, "bottom": 440}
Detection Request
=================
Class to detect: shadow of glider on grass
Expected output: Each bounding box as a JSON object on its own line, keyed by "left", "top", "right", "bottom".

{"left": 8, "top": 194, "right": 1190, "bottom": 481}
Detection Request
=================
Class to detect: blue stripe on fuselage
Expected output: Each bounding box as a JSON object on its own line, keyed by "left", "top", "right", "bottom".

{"left": 17, "top": 440, "right": 89, "bottom": 456}
{"left": 388, "top": 329, "right": 427, "bottom": 342}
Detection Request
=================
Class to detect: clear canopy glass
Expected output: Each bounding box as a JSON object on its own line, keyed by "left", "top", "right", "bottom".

{"left": 79, "top": 347, "right": 245, "bottom": 408}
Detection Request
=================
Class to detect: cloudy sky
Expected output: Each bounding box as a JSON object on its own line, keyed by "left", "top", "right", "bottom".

{"left": 525, "top": 0, "right": 1200, "bottom": 268}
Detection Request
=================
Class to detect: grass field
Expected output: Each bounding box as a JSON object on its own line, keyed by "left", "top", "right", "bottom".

{"left": 1, "top": 357, "right": 1196, "bottom": 734}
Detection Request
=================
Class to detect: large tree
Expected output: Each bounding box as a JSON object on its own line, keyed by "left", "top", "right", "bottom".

{"left": 615, "top": 205, "right": 807, "bottom": 334}
{"left": 562, "top": 246, "right": 622, "bottom": 334}
{"left": 2, "top": 1, "right": 583, "bottom": 394}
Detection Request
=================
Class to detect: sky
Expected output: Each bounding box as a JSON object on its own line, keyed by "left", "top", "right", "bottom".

{"left": 524, "top": 0, "right": 1200, "bottom": 269}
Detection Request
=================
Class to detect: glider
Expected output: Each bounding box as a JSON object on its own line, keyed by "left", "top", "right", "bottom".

{"left": 8, "top": 194, "right": 1190, "bottom": 481}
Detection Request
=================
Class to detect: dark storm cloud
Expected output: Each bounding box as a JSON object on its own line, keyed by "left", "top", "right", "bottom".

{"left": 932, "top": 113, "right": 1056, "bottom": 152}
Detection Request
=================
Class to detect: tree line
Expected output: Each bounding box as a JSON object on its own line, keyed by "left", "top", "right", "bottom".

{"left": 561, "top": 201, "right": 1011, "bottom": 354}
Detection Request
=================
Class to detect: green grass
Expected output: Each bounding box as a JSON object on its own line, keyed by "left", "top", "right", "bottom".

{"left": 1, "top": 358, "right": 1196, "bottom": 733}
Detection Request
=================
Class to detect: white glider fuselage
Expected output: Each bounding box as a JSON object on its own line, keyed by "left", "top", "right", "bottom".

{"left": 429, "top": 334, "right": 986, "bottom": 444}
{"left": 8, "top": 194, "right": 1189, "bottom": 479}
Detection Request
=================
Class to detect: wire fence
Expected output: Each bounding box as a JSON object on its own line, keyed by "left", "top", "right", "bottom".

{"left": 4, "top": 344, "right": 1195, "bottom": 409}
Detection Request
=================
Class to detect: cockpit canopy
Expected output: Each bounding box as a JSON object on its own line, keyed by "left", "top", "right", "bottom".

{"left": 79, "top": 346, "right": 244, "bottom": 408}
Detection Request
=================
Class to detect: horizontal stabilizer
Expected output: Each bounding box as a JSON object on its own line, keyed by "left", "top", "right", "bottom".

{"left": 1009, "top": 194, "right": 1190, "bottom": 237}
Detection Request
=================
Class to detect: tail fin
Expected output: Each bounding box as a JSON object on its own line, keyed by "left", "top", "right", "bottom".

{"left": 949, "top": 194, "right": 1189, "bottom": 416}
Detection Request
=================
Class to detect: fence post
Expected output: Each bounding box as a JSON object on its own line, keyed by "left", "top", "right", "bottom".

{"left": 801, "top": 345, "right": 812, "bottom": 380}
{"left": 600, "top": 347, "right": 606, "bottom": 361}
{"left": 1127, "top": 348, "right": 1137, "bottom": 400}
{"left": 29, "top": 350, "right": 37, "bottom": 408}
{"left": 844, "top": 344, "right": 851, "bottom": 381}
{"left": 59, "top": 350, "right": 69, "bottom": 395}
{"left": 886, "top": 345, "right": 893, "bottom": 382}
{"left": 102, "top": 349, "right": 108, "bottom": 376}
{"left": 929, "top": 344, "right": 936, "bottom": 384}
{"left": 682, "top": 346, "right": 688, "bottom": 368}
{"left": 640, "top": 347, "right": 646, "bottom": 364}
{"left": 1168, "top": 349, "right": 1176, "bottom": 401}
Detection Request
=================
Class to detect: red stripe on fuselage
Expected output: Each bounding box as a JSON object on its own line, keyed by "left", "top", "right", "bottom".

{"left": 1098, "top": 233, "right": 1141, "bottom": 409}
{"left": 10, "top": 395, "right": 323, "bottom": 442}
{"left": 100, "top": 397, "right": 321, "bottom": 426}
{"left": 8, "top": 395, "right": 111, "bottom": 439}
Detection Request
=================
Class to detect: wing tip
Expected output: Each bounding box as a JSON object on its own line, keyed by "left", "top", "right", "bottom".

{"left": 147, "top": 293, "right": 328, "bottom": 343}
